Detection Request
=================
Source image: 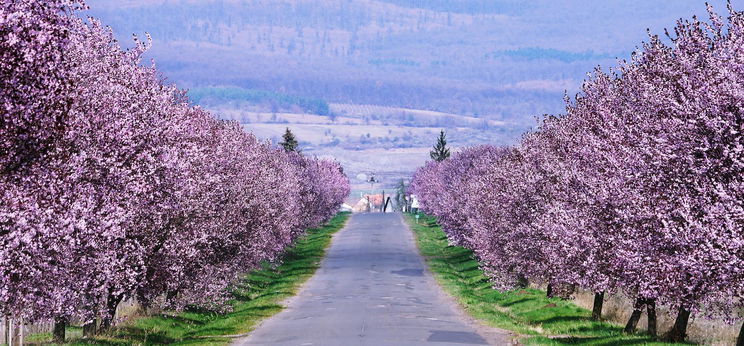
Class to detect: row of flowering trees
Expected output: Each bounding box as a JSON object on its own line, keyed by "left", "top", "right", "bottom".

{"left": 0, "top": 0, "right": 349, "bottom": 340}
{"left": 410, "top": 5, "right": 743, "bottom": 343}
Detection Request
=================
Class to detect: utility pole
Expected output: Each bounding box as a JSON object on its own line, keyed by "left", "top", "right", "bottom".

{"left": 368, "top": 173, "right": 377, "bottom": 189}
{"left": 367, "top": 173, "right": 379, "bottom": 213}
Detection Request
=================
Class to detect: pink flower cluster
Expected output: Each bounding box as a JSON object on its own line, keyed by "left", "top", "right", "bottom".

{"left": 410, "top": 4, "right": 743, "bottom": 328}
{"left": 0, "top": 0, "right": 349, "bottom": 325}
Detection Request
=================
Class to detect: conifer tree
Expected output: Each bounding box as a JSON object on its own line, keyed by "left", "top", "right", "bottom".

{"left": 280, "top": 127, "right": 300, "bottom": 152}
{"left": 430, "top": 130, "right": 450, "bottom": 162}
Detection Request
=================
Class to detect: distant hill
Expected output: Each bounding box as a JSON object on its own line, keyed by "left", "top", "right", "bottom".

{"left": 84, "top": 0, "right": 729, "bottom": 184}
{"left": 188, "top": 87, "right": 330, "bottom": 115}
{"left": 87, "top": 0, "right": 725, "bottom": 129}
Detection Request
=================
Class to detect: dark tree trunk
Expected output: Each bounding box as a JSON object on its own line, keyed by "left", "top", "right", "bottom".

{"left": 565, "top": 284, "right": 577, "bottom": 299}
{"left": 646, "top": 299, "right": 657, "bottom": 337}
{"left": 591, "top": 291, "right": 605, "bottom": 321}
{"left": 624, "top": 298, "right": 645, "bottom": 333}
{"left": 546, "top": 283, "right": 554, "bottom": 298}
{"left": 666, "top": 306, "right": 691, "bottom": 342}
{"left": 100, "top": 293, "right": 125, "bottom": 331}
{"left": 166, "top": 289, "right": 178, "bottom": 303}
{"left": 736, "top": 320, "right": 744, "bottom": 346}
{"left": 82, "top": 318, "right": 97, "bottom": 337}
{"left": 138, "top": 294, "right": 155, "bottom": 317}
{"left": 516, "top": 275, "right": 528, "bottom": 289}
{"left": 53, "top": 317, "right": 66, "bottom": 343}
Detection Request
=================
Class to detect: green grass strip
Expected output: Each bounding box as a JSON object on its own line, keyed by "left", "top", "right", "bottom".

{"left": 404, "top": 214, "right": 689, "bottom": 345}
{"left": 31, "top": 212, "right": 350, "bottom": 345}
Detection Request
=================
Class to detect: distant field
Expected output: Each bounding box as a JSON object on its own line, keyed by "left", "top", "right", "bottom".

{"left": 329, "top": 103, "right": 507, "bottom": 127}
{"left": 206, "top": 101, "right": 522, "bottom": 189}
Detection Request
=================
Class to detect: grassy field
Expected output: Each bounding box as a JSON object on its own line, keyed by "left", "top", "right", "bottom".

{"left": 404, "top": 214, "right": 689, "bottom": 345}
{"left": 31, "top": 213, "right": 350, "bottom": 345}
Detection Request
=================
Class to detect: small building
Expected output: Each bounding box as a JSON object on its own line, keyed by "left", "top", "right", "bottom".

{"left": 352, "top": 194, "right": 384, "bottom": 212}
{"left": 340, "top": 203, "right": 353, "bottom": 212}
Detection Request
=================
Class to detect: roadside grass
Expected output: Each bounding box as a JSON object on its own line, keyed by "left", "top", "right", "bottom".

{"left": 404, "top": 214, "right": 690, "bottom": 345}
{"left": 37, "top": 212, "right": 350, "bottom": 345}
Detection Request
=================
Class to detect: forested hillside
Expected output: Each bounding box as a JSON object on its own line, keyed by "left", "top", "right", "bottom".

{"left": 89, "top": 0, "right": 724, "bottom": 121}
{"left": 86, "top": 0, "right": 729, "bottom": 188}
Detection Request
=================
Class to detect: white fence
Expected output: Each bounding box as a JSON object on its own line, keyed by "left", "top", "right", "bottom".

{"left": 1, "top": 317, "right": 55, "bottom": 345}
{"left": 0, "top": 299, "right": 140, "bottom": 345}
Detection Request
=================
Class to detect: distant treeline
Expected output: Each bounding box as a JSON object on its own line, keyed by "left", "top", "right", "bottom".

{"left": 188, "top": 87, "right": 330, "bottom": 115}
{"left": 380, "top": 0, "right": 530, "bottom": 14}
{"left": 485, "top": 47, "right": 615, "bottom": 63}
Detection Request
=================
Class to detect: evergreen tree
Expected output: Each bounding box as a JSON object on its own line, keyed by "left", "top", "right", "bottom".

{"left": 280, "top": 127, "right": 299, "bottom": 152}
{"left": 395, "top": 179, "right": 407, "bottom": 212}
{"left": 430, "top": 130, "right": 450, "bottom": 162}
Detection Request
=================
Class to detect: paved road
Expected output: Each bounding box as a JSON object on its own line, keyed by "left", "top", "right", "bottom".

{"left": 235, "top": 213, "right": 511, "bottom": 346}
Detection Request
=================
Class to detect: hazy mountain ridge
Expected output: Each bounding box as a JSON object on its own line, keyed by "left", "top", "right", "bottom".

{"left": 86, "top": 0, "right": 613, "bottom": 120}
{"left": 84, "top": 0, "right": 730, "bottom": 187}
{"left": 88, "top": 0, "right": 725, "bottom": 120}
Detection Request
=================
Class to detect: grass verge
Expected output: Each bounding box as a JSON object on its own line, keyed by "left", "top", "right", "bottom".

{"left": 40, "top": 212, "right": 350, "bottom": 345}
{"left": 404, "top": 214, "right": 689, "bottom": 345}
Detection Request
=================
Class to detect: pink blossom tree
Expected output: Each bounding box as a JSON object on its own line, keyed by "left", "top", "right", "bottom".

{"left": 0, "top": 1, "right": 350, "bottom": 342}
{"left": 409, "top": 146, "right": 507, "bottom": 247}
{"left": 410, "top": 5, "right": 744, "bottom": 342}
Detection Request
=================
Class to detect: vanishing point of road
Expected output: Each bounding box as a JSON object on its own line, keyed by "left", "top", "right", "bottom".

{"left": 235, "top": 213, "right": 512, "bottom": 346}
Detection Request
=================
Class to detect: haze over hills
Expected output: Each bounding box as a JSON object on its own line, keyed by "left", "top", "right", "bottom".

{"left": 86, "top": 0, "right": 728, "bottom": 188}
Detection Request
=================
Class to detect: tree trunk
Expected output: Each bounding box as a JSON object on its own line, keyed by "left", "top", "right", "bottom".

{"left": 736, "top": 320, "right": 744, "bottom": 346}
{"left": 546, "top": 283, "right": 554, "bottom": 298}
{"left": 666, "top": 306, "right": 691, "bottom": 342}
{"left": 10, "top": 318, "right": 20, "bottom": 346}
{"left": 591, "top": 291, "right": 604, "bottom": 320}
{"left": 516, "top": 275, "right": 528, "bottom": 289}
{"left": 53, "top": 317, "right": 67, "bottom": 343}
{"left": 83, "top": 318, "right": 97, "bottom": 338}
{"left": 141, "top": 302, "right": 150, "bottom": 316}
{"left": 565, "top": 284, "right": 577, "bottom": 299}
{"left": 166, "top": 289, "right": 179, "bottom": 304}
{"left": 624, "top": 298, "right": 645, "bottom": 333}
{"left": 4, "top": 317, "right": 9, "bottom": 345}
{"left": 592, "top": 291, "right": 604, "bottom": 321}
{"left": 646, "top": 299, "right": 657, "bottom": 337}
{"left": 100, "top": 293, "right": 124, "bottom": 331}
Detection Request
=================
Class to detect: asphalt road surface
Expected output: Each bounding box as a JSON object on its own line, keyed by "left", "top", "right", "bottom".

{"left": 235, "top": 213, "right": 512, "bottom": 346}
